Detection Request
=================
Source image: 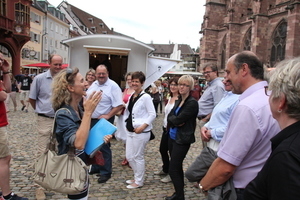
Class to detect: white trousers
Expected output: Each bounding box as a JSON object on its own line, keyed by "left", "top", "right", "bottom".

{"left": 126, "top": 131, "right": 150, "bottom": 186}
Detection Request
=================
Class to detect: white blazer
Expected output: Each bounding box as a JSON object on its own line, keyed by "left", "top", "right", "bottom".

{"left": 123, "top": 91, "right": 156, "bottom": 132}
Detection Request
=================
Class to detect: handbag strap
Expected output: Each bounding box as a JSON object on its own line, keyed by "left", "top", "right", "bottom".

{"left": 48, "top": 108, "right": 76, "bottom": 157}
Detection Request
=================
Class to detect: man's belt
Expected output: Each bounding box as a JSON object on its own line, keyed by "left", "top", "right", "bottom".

{"left": 38, "top": 113, "right": 54, "bottom": 118}
{"left": 197, "top": 115, "right": 207, "bottom": 120}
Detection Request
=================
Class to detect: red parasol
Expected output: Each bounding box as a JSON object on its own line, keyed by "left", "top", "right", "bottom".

{"left": 24, "top": 63, "right": 69, "bottom": 68}
{"left": 23, "top": 63, "right": 50, "bottom": 68}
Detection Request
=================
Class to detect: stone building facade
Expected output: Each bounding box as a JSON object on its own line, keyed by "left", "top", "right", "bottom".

{"left": 199, "top": 0, "right": 300, "bottom": 73}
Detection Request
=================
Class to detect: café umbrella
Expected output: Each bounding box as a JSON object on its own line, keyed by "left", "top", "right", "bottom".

{"left": 23, "top": 63, "right": 68, "bottom": 68}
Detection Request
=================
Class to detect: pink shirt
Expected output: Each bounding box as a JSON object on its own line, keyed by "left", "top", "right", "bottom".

{"left": 217, "top": 81, "right": 280, "bottom": 188}
{"left": 123, "top": 88, "right": 133, "bottom": 104}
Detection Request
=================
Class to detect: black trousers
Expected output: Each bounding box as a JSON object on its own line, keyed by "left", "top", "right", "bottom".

{"left": 168, "top": 137, "right": 191, "bottom": 200}
{"left": 153, "top": 101, "right": 159, "bottom": 113}
{"left": 159, "top": 127, "right": 169, "bottom": 173}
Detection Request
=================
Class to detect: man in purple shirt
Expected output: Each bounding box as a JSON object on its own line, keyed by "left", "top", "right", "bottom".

{"left": 199, "top": 51, "right": 280, "bottom": 200}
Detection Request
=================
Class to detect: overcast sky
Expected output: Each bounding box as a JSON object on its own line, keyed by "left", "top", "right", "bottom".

{"left": 48, "top": 0, "right": 206, "bottom": 50}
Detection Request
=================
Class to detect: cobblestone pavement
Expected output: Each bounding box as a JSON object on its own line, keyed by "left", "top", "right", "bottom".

{"left": 5, "top": 99, "right": 206, "bottom": 200}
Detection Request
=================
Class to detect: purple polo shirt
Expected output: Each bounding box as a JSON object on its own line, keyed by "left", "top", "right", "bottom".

{"left": 217, "top": 81, "right": 280, "bottom": 188}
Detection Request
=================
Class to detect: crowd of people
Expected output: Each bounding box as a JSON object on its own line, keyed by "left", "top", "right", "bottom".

{"left": 1, "top": 50, "right": 300, "bottom": 200}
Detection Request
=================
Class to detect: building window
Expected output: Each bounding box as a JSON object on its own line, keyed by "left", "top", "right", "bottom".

{"left": 0, "top": 45, "right": 11, "bottom": 57}
{"left": 220, "top": 35, "right": 227, "bottom": 70}
{"left": 270, "top": 21, "right": 287, "bottom": 67}
{"left": 50, "top": 22, "right": 53, "bottom": 30}
{"left": 243, "top": 28, "right": 252, "bottom": 51}
{"left": 30, "top": 12, "right": 41, "bottom": 24}
{"left": 30, "top": 32, "right": 40, "bottom": 43}
{"left": 0, "top": 0, "right": 6, "bottom": 16}
{"left": 15, "top": 2, "right": 30, "bottom": 25}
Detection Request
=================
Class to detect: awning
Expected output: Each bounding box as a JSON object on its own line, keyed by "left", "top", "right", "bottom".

{"left": 23, "top": 63, "right": 68, "bottom": 68}
{"left": 164, "top": 71, "right": 203, "bottom": 76}
{"left": 83, "top": 45, "right": 131, "bottom": 56}
{"left": 24, "top": 63, "right": 50, "bottom": 68}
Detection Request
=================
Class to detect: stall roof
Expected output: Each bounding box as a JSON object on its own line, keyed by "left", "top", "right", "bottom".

{"left": 63, "top": 34, "right": 155, "bottom": 52}
{"left": 164, "top": 71, "right": 203, "bottom": 76}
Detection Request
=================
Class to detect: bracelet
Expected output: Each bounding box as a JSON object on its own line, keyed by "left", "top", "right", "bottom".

{"left": 2, "top": 71, "right": 10, "bottom": 74}
{"left": 199, "top": 183, "right": 208, "bottom": 193}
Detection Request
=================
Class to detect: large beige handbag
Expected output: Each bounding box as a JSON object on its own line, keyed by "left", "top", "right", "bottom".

{"left": 32, "top": 108, "right": 89, "bottom": 195}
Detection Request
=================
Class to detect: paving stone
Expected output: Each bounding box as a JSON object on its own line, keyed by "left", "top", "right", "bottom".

{"left": 5, "top": 99, "right": 206, "bottom": 199}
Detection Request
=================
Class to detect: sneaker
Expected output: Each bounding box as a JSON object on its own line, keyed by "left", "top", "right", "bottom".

{"left": 126, "top": 180, "right": 135, "bottom": 184}
{"left": 161, "top": 174, "right": 172, "bottom": 183}
{"left": 154, "top": 170, "right": 167, "bottom": 175}
{"left": 35, "top": 188, "right": 46, "bottom": 200}
{"left": 21, "top": 106, "right": 25, "bottom": 111}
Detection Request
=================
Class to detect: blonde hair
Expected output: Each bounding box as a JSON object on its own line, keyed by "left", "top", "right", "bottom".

{"left": 52, "top": 67, "right": 79, "bottom": 111}
{"left": 178, "top": 75, "right": 194, "bottom": 90}
{"left": 85, "top": 68, "right": 95, "bottom": 80}
{"left": 125, "top": 72, "right": 132, "bottom": 80}
{"left": 269, "top": 57, "right": 300, "bottom": 120}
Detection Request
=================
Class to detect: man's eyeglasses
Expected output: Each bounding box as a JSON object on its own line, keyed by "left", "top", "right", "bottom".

{"left": 53, "top": 63, "right": 62, "bottom": 66}
{"left": 178, "top": 84, "right": 190, "bottom": 88}
{"left": 264, "top": 86, "right": 272, "bottom": 96}
{"left": 203, "top": 71, "right": 213, "bottom": 75}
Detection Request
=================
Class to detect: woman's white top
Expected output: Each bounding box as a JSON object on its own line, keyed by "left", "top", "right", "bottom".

{"left": 123, "top": 91, "right": 156, "bottom": 132}
{"left": 163, "top": 97, "right": 175, "bottom": 128}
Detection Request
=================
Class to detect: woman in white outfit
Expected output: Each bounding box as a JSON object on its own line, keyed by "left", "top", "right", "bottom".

{"left": 124, "top": 71, "right": 156, "bottom": 189}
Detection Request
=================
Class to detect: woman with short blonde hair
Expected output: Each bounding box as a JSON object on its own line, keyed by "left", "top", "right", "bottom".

{"left": 166, "top": 74, "right": 198, "bottom": 200}
{"left": 85, "top": 69, "right": 96, "bottom": 90}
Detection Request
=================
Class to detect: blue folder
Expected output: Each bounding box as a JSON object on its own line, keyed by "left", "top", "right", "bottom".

{"left": 84, "top": 118, "right": 117, "bottom": 157}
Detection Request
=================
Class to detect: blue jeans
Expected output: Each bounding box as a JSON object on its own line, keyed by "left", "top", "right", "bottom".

{"left": 90, "top": 117, "right": 114, "bottom": 176}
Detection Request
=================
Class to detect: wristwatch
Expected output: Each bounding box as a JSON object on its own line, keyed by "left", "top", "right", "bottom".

{"left": 199, "top": 183, "right": 208, "bottom": 193}
{"left": 2, "top": 71, "right": 10, "bottom": 74}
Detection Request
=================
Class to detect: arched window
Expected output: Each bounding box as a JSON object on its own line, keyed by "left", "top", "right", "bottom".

{"left": 220, "top": 35, "right": 227, "bottom": 70}
{"left": 243, "top": 28, "right": 252, "bottom": 51}
{"left": 270, "top": 21, "right": 287, "bottom": 67}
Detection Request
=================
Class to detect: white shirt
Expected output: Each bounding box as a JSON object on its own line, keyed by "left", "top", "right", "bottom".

{"left": 123, "top": 91, "right": 156, "bottom": 132}
{"left": 163, "top": 97, "right": 175, "bottom": 128}
{"left": 86, "top": 79, "right": 123, "bottom": 118}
